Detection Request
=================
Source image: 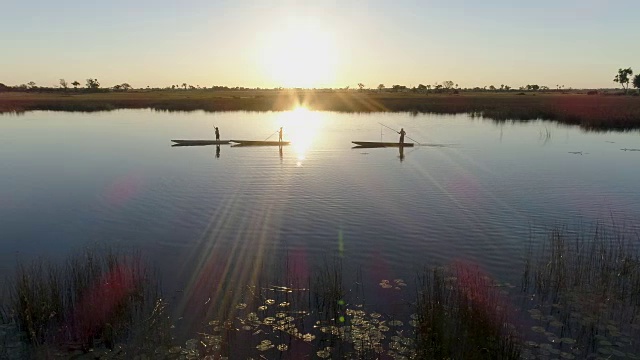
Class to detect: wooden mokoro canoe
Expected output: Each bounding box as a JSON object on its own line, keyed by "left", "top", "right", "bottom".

{"left": 230, "top": 140, "right": 290, "bottom": 146}
{"left": 171, "top": 140, "right": 231, "bottom": 146}
{"left": 351, "top": 141, "right": 414, "bottom": 148}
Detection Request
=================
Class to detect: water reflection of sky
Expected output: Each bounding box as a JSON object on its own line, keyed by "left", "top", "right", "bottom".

{"left": 1, "top": 110, "right": 639, "bottom": 328}
{"left": 276, "top": 107, "right": 327, "bottom": 165}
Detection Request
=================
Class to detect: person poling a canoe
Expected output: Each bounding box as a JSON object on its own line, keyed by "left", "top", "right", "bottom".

{"left": 398, "top": 128, "right": 406, "bottom": 145}
{"left": 214, "top": 126, "right": 220, "bottom": 141}
{"left": 278, "top": 127, "right": 283, "bottom": 142}
{"left": 378, "top": 122, "right": 419, "bottom": 145}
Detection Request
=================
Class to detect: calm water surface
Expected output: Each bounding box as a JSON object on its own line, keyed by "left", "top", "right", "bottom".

{"left": 1, "top": 109, "right": 639, "bottom": 315}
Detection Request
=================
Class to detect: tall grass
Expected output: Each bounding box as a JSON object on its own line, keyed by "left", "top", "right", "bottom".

{"left": 521, "top": 226, "right": 640, "bottom": 357}
{"left": 166, "top": 257, "right": 521, "bottom": 359}
{"left": 7, "top": 247, "right": 171, "bottom": 356}
{"left": 415, "top": 263, "right": 520, "bottom": 359}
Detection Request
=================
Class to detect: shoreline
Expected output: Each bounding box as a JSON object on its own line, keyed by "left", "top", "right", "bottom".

{"left": 1, "top": 90, "right": 640, "bottom": 131}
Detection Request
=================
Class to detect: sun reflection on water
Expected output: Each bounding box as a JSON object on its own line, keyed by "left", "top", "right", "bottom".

{"left": 278, "top": 107, "right": 325, "bottom": 164}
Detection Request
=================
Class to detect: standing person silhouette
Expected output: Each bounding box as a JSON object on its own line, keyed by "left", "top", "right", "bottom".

{"left": 214, "top": 126, "right": 220, "bottom": 141}
{"left": 278, "top": 127, "right": 283, "bottom": 143}
{"left": 398, "top": 128, "right": 406, "bottom": 145}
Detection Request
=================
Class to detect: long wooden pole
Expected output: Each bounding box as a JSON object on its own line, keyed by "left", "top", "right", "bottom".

{"left": 264, "top": 130, "right": 279, "bottom": 141}
{"left": 378, "top": 122, "right": 420, "bottom": 144}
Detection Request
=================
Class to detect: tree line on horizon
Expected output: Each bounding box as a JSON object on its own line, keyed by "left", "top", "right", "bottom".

{"left": 1, "top": 68, "right": 639, "bottom": 94}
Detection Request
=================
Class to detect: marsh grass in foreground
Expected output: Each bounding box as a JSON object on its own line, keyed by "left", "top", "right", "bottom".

{"left": 6, "top": 224, "right": 640, "bottom": 359}
{"left": 164, "top": 259, "right": 520, "bottom": 359}
{"left": 6, "top": 247, "right": 172, "bottom": 358}
{"left": 415, "top": 263, "right": 520, "bottom": 359}
{"left": 521, "top": 227, "right": 640, "bottom": 359}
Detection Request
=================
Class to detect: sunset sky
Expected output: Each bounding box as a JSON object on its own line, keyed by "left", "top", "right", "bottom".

{"left": 2, "top": 0, "right": 638, "bottom": 89}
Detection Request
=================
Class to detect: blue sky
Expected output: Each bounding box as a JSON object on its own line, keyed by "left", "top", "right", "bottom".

{"left": 1, "top": 0, "right": 638, "bottom": 89}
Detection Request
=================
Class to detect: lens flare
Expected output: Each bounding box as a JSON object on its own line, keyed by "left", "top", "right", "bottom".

{"left": 277, "top": 107, "right": 326, "bottom": 164}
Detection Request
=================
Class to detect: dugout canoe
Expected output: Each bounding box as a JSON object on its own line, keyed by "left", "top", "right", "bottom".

{"left": 230, "top": 140, "right": 290, "bottom": 146}
{"left": 351, "top": 141, "right": 414, "bottom": 148}
{"left": 171, "top": 140, "right": 231, "bottom": 146}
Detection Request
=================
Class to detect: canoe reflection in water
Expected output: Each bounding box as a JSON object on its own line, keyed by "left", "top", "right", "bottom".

{"left": 399, "top": 145, "right": 404, "bottom": 162}
{"left": 216, "top": 145, "right": 220, "bottom": 159}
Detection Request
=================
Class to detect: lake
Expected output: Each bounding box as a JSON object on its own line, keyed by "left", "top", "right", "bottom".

{"left": 1, "top": 109, "right": 639, "bottom": 342}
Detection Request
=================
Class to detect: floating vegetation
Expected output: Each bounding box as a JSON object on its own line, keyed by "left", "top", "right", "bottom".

{"left": 521, "top": 226, "right": 640, "bottom": 357}
{"left": 255, "top": 339, "right": 274, "bottom": 351}
{"left": 160, "top": 257, "right": 521, "bottom": 359}
{"left": 16, "top": 225, "right": 639, "bottom": 358}
{"left": 317, "top": 347, "right": 332, "bottom": 358}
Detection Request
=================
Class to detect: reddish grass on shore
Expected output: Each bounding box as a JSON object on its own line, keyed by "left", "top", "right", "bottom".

{"left": 1, "top": 90, "right": 639, "bottom": 130}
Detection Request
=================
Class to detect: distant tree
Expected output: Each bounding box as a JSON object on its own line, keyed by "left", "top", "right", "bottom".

{"left": 171, "top": 85, "right": 176, "bottom": 90}
{"left": 182, "top": 83, "right": 187, "bottom": 90}
{"left": 500, "top": 84, "right": 505, "bottom": 91}
{"left": 417, "top": 84, "right": 427, "bottom": 92}
{"left": 27, "top": 81, "right": 36, "bottom": 89}
{"left": 112, "top": 84, "right": 122, "bottom": 91}
{"left": 86, "top": 78, "right": 100, "bottom": 89}
{"left": 59, "top": 79, "right": 68, "bottom": 89}
{"left": 121, "top": 83, "right": 132, "bottom": 91}
{"left": 426, "top": 84, "right": 431, "bottom": 92}
{"left": 455, "top": 83, "right": 459, "bottom": 89}
{"left": 189, "top": 85, "right": 196, "bottom": 90}
{"left": 377, "top": 84, "right": 385, "bottom": 92}
{"left": 391, "top": 85, "right": 407, "bottom": 92}
{"left": 633, "top": 74, "right": 640, "bottom": 91}
{"left": 71, "top": 81, "right": 80, "bottom": 89}
{"left": 489, "top": 85, "right": 496, "bottom": 91}
{"left": 504, "top": 85, "right": 511, "bottom": 91}
{"left": 614, "top": 68, "right": 633, "bottom": 93}
{"left": 357, "top": 83, "right": 365, "bottom": 91}
{"left": 442, "top": 80, "right": 454, "bottom": 90}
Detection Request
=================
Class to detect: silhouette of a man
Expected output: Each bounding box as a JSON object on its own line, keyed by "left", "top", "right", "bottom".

{"left": 214, "top": 127, "right": 220, "bottom": 141}
{"left": 398, "top": 128, "right": 406, "bottom": 145}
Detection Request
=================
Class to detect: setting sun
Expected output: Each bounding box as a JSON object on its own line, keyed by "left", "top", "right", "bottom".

{"left": 259, "top": 21, "right": 338, "bottom": 88}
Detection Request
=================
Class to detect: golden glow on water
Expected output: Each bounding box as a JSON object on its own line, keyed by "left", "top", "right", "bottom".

{"left": 277, "top": 107, "right": 325, "bottom": 164}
